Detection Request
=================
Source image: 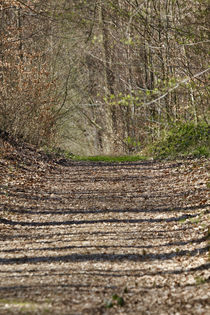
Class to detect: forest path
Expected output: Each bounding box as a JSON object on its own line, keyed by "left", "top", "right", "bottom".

{"left": 0, "top": 158, "right": 209, "bottom": 314}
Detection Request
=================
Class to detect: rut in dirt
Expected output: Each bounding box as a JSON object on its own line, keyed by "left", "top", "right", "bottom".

{"left": 0, "top": 159, "right": 209, "bottom": 314}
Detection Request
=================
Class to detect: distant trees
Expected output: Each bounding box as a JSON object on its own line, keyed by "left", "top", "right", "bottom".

{"left": 54, "top": 0, "right": 209, "bottom": 154}
{"left": 1, "top": 0, "right": 209, "bottom": 153}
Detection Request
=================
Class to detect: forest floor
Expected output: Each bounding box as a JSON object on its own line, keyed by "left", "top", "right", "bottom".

{"left": 0, "top": 137, "right": 209, "bottom": 315}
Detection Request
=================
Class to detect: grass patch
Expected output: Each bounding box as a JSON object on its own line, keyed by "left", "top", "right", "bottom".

{"left": 72, "top": 155, "right": 148, "bottom": 163}
{"left": 42, "top": 146, "right": 148, "bottom": 163}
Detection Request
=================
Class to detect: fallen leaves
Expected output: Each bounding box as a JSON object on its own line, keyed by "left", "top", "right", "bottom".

{"left": 0, "top": 137, "right": 209, "bottom": 314}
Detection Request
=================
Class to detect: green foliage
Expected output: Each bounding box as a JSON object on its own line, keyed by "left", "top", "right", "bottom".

{"left": 195, "top": 276, "right": 207, "bottom": 285}
{"left": 104, "top": 92, "right": 141, "bottom": 107}
{"left": 105, "top": 294, "right": 125, "bottom": 309}
{"left": 124, "top": 136, "right": 141, "bottom": 152}
{"left": 150, "top": 122, "right": 209, "bottom": 159}
{"left": 105, "top": 300, "right": 114, "bottom": 309}
{"left": 178, "top": 218, "right": 187, "bottom": 224}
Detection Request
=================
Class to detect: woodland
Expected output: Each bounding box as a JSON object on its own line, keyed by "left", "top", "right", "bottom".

{"left": 0, "top": 1, "right": 210, "bottom": 314}
{"left": 0, "top": 0, "right": 209, "bottom": 156}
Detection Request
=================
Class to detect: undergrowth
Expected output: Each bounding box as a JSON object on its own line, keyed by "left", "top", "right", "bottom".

{"left": 150, "top": 121, "right": 209, "bottom": 159}
{"left": 42, "top": 121, "right": 209, "bottom": 161}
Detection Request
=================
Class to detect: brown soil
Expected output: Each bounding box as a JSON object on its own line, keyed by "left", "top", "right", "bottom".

{"left": 0, "top": 137, "right": 209, "bottom": 314}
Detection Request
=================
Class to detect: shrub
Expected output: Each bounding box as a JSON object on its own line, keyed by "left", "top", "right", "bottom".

{"left": 151, "top": 121, "right": 209, "bottom": 159}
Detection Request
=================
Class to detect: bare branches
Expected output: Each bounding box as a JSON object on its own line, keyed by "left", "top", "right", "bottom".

{"left": 144, "top": 68, "right": 210, "bottom": 107}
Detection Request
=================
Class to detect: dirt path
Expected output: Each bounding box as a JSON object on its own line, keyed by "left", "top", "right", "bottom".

{"left": 0, "top": 155, "right": 209, "bottom": 314}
